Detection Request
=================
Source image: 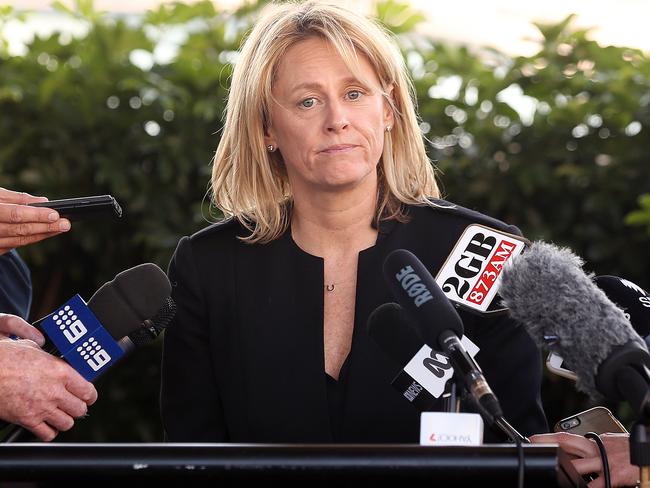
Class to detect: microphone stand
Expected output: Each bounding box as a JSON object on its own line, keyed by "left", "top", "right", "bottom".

{"left": 457, "top": 381, "right": 529, "bottom": 444}
{"left": 442, "top": 382, "right": 458, "bottom": 413}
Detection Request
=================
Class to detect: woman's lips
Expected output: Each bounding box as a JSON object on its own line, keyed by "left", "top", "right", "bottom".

{"left": 319, "top": 144, "right": 357, "bottom": 154}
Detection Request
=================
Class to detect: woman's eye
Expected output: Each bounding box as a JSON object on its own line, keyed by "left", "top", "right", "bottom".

{"left": 347, "top": 90, "right": 362, "bottom": 100}
{"left": 300, "top": 98, "right": 316, "bottom": 108}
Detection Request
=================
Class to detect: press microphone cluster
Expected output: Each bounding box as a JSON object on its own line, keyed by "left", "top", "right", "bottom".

{"left": 1, "top": 263, "right": 175, "bottom": 442}
{"left": 383, "top": 249, "right": 504, "bottom": 422}
{"left": 499, "top": 242, "right": 650, "bottom": 418}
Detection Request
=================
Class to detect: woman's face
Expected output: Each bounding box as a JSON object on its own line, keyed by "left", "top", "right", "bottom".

{"left": 266, "top": 37, "right": 393, "bottom": 197}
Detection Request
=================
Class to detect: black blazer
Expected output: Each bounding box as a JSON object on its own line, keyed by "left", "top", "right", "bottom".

{"left": 161, "top": 201, "right": 548, "bottom": 443}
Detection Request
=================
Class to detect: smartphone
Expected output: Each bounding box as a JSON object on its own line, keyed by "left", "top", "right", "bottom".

{"left": 546, "top": 352, "right": 578, "bottom": 381}
{"left": 29, "top": 195, "right": 123, "bottom": 221}
{"left": 554, "top": 406, "right": 627, "bottom": 435}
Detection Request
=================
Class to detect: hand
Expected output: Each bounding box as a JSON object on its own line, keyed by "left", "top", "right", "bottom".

{"left": 0, "top": 187, "right": 71, "bottom": 254}
{"left": 0, "top": 313, "right": 45, "bottom": 345}
{"left": 0, "top": 340, "right": 98, "bottom": 441}
{"left": 530, "top": 432, "right": 639, "bottom": 488}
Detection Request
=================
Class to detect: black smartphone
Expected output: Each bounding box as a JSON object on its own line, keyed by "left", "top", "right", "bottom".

{"left": 29, "top": 195, "right": 123, "bottom": 221}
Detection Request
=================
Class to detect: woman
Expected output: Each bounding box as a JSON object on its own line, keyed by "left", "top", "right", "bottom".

{"left": 161, "top": 1, "right": 547, "bottom": 443}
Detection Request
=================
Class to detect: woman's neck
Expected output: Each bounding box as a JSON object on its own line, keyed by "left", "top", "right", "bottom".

{"left": 291, "top": 186, "right": 379, "bottom": 257}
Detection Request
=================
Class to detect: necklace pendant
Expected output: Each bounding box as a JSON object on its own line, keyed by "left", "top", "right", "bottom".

{"left": 326, "top": 284, "right": 335, "bottom": 292}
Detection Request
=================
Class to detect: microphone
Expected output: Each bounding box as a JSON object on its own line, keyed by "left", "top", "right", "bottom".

{"left": 434, "top": 223, "right": 528, "bottom": 314}
{"left": 383, "top": 248, "right": 505, "bottom": 424}
{"left": 546, "top": 275, "right": 650, "bottom": 380}
{"left": 368, "top": 300, "right": 528, "bottom": 443}
{"left": 1, "top": 263, "right": 175, "bottom": 442}
{"left": 594, "top": 276, "right": 650, "bottom": 340}
{"left": 367, "top": 302, "right": 455, "bottom": 412}
{"left": 30, "top": 263, "right": 174, "bottom": 375}
{"left": 499, "top": 242, "right": 650, "bottom": 417}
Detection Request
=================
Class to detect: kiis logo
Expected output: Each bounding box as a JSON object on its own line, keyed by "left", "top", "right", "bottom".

{"left": 428, "top": 432, "right": 473, "bottom": 444}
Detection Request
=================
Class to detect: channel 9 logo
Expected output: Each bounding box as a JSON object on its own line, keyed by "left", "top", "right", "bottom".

{"left": 43, "top": 295, "right": 124, "bottom": 381}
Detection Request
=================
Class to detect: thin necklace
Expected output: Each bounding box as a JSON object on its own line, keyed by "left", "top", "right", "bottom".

{"left": 324, "top": 278, "right": 355, "bottom": 292}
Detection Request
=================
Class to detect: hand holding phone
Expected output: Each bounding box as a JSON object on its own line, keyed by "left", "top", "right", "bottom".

{"left": 554, "top": 406, "right": 627, "bottom": 435}
{"left": 29, "top": 195, "right": 123, "bottom": 221}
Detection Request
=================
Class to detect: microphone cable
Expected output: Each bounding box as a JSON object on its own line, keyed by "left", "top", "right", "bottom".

{"left": 585, "top": 431, "right": 612, "bottom": 488}
{"left": 514, "top": 433, "right": 525, "bottom": 488}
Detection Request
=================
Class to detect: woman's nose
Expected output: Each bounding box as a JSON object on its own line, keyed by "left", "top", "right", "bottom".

{"left": 325, "top": 100, "right": 349, "bottom": 133}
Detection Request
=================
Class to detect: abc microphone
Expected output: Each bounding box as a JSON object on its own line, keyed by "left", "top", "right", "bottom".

{"left": 0, "top": 263, "right": 175, "bottom": 442}
{"left": 368, "top": 300, "right": 527, "bottom": 443}
{"left": 367, "top": 302, "right": 455, "bottom": 412}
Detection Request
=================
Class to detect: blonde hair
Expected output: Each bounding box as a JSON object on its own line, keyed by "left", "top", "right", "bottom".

{"left": 211, "top": 0, "right": 439, "bottom": 243}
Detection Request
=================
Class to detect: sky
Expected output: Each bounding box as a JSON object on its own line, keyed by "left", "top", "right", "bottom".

{"left": 4, "top": 0, "right": 650, "bottom": 56}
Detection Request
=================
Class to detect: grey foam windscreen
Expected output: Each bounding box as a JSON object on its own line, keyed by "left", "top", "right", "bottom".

{"left": 499, "top": 241, "right": 646, "bottom": 398}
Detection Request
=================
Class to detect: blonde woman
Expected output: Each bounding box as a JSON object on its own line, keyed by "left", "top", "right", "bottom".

{"left": 161, "top": 1, "right": 547, "bottom": 442}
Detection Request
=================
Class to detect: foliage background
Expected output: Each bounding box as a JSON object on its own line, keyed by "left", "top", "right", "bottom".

{"left": 1, "top": 0, "right": 649, "bottom": 441}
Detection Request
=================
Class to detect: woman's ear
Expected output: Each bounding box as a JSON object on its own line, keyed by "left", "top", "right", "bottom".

{"left": 263, "top": 126, "right": 277, "bottom": 152}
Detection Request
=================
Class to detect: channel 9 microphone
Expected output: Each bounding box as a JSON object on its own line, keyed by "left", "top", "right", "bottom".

{"left": 382, "top": 249, "right": 528, "bottom": 443}
{"left": 0, "top": 263, "right": 175, "bottom": 442}
{"left": 499, "top": 242, "right": 650, "bottom": 417}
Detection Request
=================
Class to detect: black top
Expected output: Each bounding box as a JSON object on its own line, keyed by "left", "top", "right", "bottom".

{"left": 161, "top": 200, "right": 548, "bottom": 443}
{"left": 0, "top": 249, "right": 32, "bottom": 319}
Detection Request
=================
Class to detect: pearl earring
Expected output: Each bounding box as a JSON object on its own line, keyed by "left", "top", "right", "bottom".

{"left": 267, "top": 145, "right": 275, "bottom": 152}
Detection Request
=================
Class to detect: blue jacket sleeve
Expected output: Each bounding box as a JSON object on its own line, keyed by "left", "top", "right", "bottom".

{"left": 0, "top": 250, "right": 32, "bottom": 319}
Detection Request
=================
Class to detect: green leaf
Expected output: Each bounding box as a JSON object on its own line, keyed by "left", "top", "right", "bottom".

{"left": 375, "top": 0, "right": 426, "bottom": 34}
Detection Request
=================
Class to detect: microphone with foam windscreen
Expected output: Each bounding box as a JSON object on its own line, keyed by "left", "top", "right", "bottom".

{"left": 383, "top": 249, "right": 505, "bottom": 425}
{"left": 545, "top": 275, "right": 650, "bottom": 381}
{"left": 499, "top": 242, "right": 650, "bottom": 418}
{"left": 0, "top": 263, "right": 175, "bottom": 442}
{"left": 85, "top": 263, "right": 175, "bottom": 353}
